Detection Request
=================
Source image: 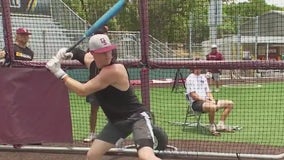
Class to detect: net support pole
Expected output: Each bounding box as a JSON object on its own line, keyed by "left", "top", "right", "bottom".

{"left": 138, "top": 0, "right": 151, "bottom": 111}
{"left": 1, "top": 0, "right": 14, "bottom": 62}
{"left": 0, "top": 145, "right": 284, "bottom": 159}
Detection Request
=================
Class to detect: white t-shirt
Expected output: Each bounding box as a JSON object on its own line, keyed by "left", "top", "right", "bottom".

{"left": 185, "top": 73, "right": 211, "bottom": 104}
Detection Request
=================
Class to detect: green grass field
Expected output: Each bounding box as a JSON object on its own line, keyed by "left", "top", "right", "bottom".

{"left": 69, "top": 82, "right": 284, "bottom": 147}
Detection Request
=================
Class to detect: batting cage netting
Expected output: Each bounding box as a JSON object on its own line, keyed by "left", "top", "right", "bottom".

{"left": 1, "top": 0, "right": 284, "bottom": 159}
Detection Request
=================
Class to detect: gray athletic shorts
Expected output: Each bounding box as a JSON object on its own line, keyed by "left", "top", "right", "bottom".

{"left": 192, "top": 100, "right": 218, "bottom": 113}
{"left": 192, "top": 100, "right": 206, "bottom": 113}
{"left": 97, "top": 111, "right": 154, "bottom": 150}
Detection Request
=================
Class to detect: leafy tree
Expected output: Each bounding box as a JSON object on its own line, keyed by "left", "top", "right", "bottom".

{"left": 61, "top": 0, "right": 139, "bottom": 31}
{"left": 61, "top": 0, "right": 283, "bottom": 43}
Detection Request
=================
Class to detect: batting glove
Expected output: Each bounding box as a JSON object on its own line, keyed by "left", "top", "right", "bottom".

{"left": 56, "top": 48, "right": 73, "bottom": 60}
{"left": 46, "top": 56, "right": 67, "bottom": 79}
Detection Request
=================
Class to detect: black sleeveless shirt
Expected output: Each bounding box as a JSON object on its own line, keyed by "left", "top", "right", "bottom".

{"left": 95, "top": 85, "right": 146, "bottom": 123}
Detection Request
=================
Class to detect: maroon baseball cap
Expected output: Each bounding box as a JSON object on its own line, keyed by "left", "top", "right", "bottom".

{"left": 16, "top": 27, "right": 32, "bottom": 35}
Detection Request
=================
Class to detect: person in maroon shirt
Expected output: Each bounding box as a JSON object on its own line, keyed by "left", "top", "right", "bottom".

{"left": 206, "top": 44, "right": 224, "bottom": 92}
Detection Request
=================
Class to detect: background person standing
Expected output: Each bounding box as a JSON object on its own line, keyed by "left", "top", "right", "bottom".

{"left": 56, "top": 26, "right": 112, "bottom": 143}
{"left": 206, "top": 44, "right": 224, "bottom": 92}
{"left": 83, "top": 26, "right": 109, "bottom": 143}
{"left": 0, "top": 27, "right": 39, "bottom": 147}
{"left": 13, "top": 27, "right": 34, "bottom": 61}
{"left": 0, "top": 27, "right": 34, "bottom": 65}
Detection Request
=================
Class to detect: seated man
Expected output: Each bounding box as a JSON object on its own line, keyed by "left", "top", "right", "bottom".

{"left": 185, "top": 68, "right": 234, "bottom": 136}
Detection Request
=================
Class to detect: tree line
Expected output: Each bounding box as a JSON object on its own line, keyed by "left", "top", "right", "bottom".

{"left": 62, "top": 0, "right": 283, "bottom": 43}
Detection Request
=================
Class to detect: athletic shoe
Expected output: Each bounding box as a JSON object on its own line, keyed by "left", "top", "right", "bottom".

{"left": 83, "top": 133, "right": 96, "bottom": 143}
{"left": 216, "top": 124, "right": 225, "bottom": 130}
{"left": 209, "top": 124, "right": 221, "bottom": 136}
{"left": 216, "top": 124, "right": 235, "bottom": 132}
{"left": 214, "top": 89, "right": 220, "bottom": 92}
{"left": 115, "top": 138, "right": 124, "bottom": 148}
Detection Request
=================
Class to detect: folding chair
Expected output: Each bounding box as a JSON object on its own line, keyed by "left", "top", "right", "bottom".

{"left": 183, "top": 93, "right": 207, "bottom": 132}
